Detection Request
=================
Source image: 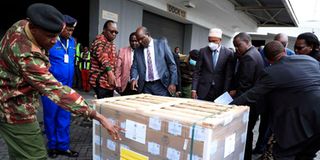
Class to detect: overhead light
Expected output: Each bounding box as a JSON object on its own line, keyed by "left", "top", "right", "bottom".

{"left": 184, "top": 1, "right": 196, "bottom": 9}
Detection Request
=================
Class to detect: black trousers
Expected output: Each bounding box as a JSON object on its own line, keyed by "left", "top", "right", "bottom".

{"left": 93, "top": 86, "right": 113, "bottom": 99}
{"left": 273, "top": 134, "right": 320, "bottom": 160}
{"left": 120, "top": 82, "right": 138, "bottom": 96}
{"left": 244, "top": 106, "right": 260, "bottom": 160}
{"left": 203, "top": 85, "right": 219, "bottom": 102}
{"left": 253, "top": 110, "right": 272, "bottom": 154}
{"left": 73, "top": 67, "right": 82, "bottom": 90}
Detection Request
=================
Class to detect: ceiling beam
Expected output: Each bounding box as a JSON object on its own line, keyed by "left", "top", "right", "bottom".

{"left": 235, "top": 6, "right": 284, "bottom": 10}
{"left": 262, "top": 8, "right": 283, "bottom": 25}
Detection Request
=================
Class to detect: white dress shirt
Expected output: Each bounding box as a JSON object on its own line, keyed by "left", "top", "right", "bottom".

{"left": 130, "top": 48, "right": 134, "bottom": 66}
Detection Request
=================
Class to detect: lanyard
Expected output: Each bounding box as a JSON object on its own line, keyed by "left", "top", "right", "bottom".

{"left": 57, "top": 37, "right": 69, "bottom": 53}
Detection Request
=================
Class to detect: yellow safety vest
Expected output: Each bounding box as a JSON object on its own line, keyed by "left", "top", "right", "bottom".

{"left": 80, "top": 51, "right": 91, "bottom": 70}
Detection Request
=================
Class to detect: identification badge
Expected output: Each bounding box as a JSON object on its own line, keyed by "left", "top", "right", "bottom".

{"left": 64, "top": 54, "right": 69, "bottom": 63}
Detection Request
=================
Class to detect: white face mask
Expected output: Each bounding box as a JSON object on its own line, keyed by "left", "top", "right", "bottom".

{"left": 208, "top": 42, "right": 219, "bottom": 51}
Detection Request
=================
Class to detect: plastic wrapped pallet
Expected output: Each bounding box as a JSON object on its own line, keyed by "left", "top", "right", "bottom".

{"left": 92, "top": 94, "right": 249, "bottom": 160}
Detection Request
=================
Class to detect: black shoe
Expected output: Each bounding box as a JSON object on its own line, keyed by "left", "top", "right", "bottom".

{"left": 47, "top": 149, "right": 58, "bottom": 158}
{"left": 57, "top": 149, "right": 79, "bottom": 157}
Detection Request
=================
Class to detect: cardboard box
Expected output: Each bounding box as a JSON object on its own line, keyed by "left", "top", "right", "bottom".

{"left": 92, "top": 94, "right": 249, "bottom": 160}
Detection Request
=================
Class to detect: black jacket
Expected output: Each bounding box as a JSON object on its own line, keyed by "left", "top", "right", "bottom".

{"left": 192, "top": 46, "right": 234, "bottom": 99}
{"left": 231, "top": 55, "right": 320, "bottom": 149}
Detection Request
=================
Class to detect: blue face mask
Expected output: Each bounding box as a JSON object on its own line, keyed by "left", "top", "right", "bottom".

{"left": 189, "top": 59, "right": 196, "bottom": 66}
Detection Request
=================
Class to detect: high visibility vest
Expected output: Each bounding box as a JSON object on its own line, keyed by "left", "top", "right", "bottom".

{"left": 80, "top": 51, "right": 91, "bottom": 70}
{"left": 75, "top": 43, "right": 81, "bottom": 67}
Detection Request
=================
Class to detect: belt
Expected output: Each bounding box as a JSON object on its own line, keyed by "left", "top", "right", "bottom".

{"left": 145, "top": 79, "right": 160, "bottom": 84}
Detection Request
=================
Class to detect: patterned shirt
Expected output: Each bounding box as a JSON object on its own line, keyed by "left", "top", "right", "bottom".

{"left": 89, "top": 34, "right": 117, "bottom": 90}
{"left": 0, "top": 20, "right": 96, "bottom": 124}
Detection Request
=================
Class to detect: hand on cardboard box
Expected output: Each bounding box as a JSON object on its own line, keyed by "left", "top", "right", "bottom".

{"left": 95, "top": 112, "right": 124, "bottom": 140}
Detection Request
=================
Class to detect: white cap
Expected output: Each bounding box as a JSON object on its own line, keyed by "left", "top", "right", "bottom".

{"left": 208, "top": 28, "right": 222, "bottom": 38}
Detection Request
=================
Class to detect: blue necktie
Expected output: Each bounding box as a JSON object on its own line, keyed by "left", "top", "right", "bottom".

{"left": 212, "top": 50, "right": 218, "bottom": 70}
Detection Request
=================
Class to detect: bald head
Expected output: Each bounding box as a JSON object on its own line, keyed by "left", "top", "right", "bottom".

{"left": 274, "top": 33, "right": 288, "bottom": 47}
{"left": 136, "top": 26, "right": 149, "bottom": 36}
{"left": 135, "top": 26, "right": 151, "bottom": 48}
{"left": 264, "top": 41, "right": 286, "bottom": 61}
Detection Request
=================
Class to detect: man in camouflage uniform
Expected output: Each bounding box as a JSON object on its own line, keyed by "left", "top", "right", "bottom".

{"left": 90, "top": 20, "right": 118, "bottom": 99}
{"left": 0, "top": 3, "right": 121, "bottom": 159}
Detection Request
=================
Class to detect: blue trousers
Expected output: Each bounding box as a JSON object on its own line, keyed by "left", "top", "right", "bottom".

{"left": 41, "top": 80, "right": 72, "bottom": 151}
{"left": 142, "top": 80, "right": 170, "bottom": 96}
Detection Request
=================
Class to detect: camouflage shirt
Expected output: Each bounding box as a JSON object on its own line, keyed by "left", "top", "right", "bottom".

{"left": 0, "top": 20, "right": 96, "bottom": 124}
{"left": 89, "top": 34, "right": 117, "bottom": 90}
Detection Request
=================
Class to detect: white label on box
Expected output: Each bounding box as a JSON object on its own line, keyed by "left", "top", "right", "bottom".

{"left": 166, "top": 147, "right": 180, "bottom": 160}
{"left": 224, "top": 133, "right": 236, "bottom": 158}
{"left": 188, "top": 154, "right": 203, "bottom": 160}
{"left": 108, "top": 118, "right": 115, "bottom": 125}
{"left": 107, "top": 139, "right": 116, "bottom": 151}
{"left": 120, "top": 144, "right": 130, "bottom": 150}
{"left": 120, "top": 121, "right": 126, "bottom": 130}
{"left": 148, "top": 142, "right": 160, "bottom": 155}
{"left": 95, "top": 135, "right": 101, "bottom": 145}
{"left": 210, "top": 140, "right": 218, "bottom": 156}
{"left": 149, "top": 117, "right": 161, "bottom": 131}
{"left": 125, "top": 119, "right": 147, "bottom": 144}
{"left": 241, "top": 132, "right": 247, "bottom": 143}
{"left": 93, "top": 119, "right": 100, "bottom": 126}
{"left": 224, "top": 115, "right": 234, "bottom": 126}
{"left": 93, "top": 154, "right": 101, "bottom": 160}
{"left": 242, "top": 112, "right": 249, "bottom": 123}
{"left": 189, "top": 125, "right": 207, "bottom": 141}
{"left": 183, "top": 139, "right": 188, "bottom": 150}
{"left": 168, "top": 121, "right": 182, "bottom": 136}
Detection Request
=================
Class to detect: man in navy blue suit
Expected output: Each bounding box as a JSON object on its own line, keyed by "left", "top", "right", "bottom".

{"left": 130, "top": 26, "right": 177, "bottom": 96}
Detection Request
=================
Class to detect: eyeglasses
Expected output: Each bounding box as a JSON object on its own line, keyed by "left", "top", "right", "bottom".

{"left": 108, "top": 30, "right": 118, "bottom": 35}
{"left": 294, "top": 45, "right": 306, "bottom": 51}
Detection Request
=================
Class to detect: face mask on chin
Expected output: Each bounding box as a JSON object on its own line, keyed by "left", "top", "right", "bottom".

{"left": 208, "top": 42, "right": 219, "bottom": 51}
{"left": 189, "top": 59, "right": 196, "bottom": 66}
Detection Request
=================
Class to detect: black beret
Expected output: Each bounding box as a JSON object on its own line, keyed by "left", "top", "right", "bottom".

{"left": 64, "top": 15, "right": 77, "bottom": 27}
{"left": 26, "top": 3, "right": 64, "bottom": 33}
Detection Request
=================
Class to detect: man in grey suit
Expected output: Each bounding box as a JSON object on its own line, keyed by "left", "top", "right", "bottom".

{"left": 131, "top": 26, "right": 177, "bottom": 96}
{"left": 191, "top": 28, "right": 234, "bottom": 101}
{"left": 231, "top": 41, "right": 320, "bottom": 160}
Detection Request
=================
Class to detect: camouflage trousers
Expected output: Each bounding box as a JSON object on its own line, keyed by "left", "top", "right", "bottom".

{"left": 0, "top": 121, "right": 47, "bottom": 160}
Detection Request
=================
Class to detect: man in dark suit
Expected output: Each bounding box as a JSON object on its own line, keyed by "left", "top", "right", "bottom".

{"left": 231, "top": 41, "right": 320, "bottom": 160}
{"left": 191, "top": 28, "right": 234, "bottom": 101}
{"left": 172, "top": 49, "right": 182, "bottom": 97}
{"left": 230, "top": 32, "right": 265, "bottom": 160}
{"left": 130, "top": 26, "right": 177, "bottom": 96}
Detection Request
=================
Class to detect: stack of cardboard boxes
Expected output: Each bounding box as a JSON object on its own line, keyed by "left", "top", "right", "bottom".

{"left": 92, "top": 94, "right": 249, "bottom": 160}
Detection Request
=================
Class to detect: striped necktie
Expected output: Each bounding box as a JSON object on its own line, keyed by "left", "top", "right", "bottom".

{"left": 147, "top": 48, "right": 154, "bottom": 81}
